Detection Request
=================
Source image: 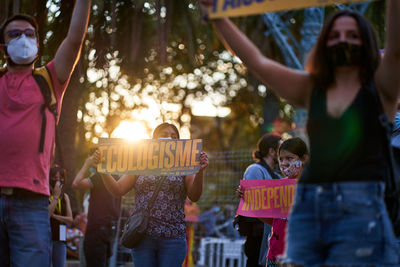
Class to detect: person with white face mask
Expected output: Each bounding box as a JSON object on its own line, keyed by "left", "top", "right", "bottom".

{"left": 6, "top": 30, "right": 38, "bottom": 65}
{"left": 0, "top": 2, "right": 90, "bottom": 266}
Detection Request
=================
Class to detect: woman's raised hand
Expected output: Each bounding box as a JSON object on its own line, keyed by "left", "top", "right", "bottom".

{"left": 53, "top": 181, "right": 62, "bottom": 199}
{"left": 199, "top": 151, "right": 209, "bottom": 171}
{"left": 92, "top": 149, "right": 101, "bottom": 165}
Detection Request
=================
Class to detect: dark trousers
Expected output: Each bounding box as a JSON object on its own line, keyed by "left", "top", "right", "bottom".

{"left": 244, "top": 222, "right": 264, "bottom": 267}
{"left": 84, "top": 225, "right": 115, "bottom": 267}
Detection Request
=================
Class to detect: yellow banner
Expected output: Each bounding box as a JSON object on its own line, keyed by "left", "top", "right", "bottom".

{"left": 209, "top": 0, "right": 373, "bottom": 18}
{"left": 97, "top": 138, "right": 202, "bottom": 176}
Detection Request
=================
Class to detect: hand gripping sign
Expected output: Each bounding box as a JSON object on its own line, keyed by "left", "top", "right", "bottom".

{"left": 97, "top": 138, "right": 202, "bottom": 176}
{"left": 237, "top": 179, "right": 297, "bottom": 218}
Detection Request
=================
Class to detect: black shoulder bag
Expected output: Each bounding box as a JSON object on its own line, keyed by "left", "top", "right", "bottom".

{"left": 369, "top": 84, "right": 400, "bottom": 237}
{"left": 121, "top": 176, "right": 167, "bottom": 248}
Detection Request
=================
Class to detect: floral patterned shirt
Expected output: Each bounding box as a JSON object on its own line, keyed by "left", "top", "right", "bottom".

{"left": 133, "top": 175, "right": 187, "bottom": 239}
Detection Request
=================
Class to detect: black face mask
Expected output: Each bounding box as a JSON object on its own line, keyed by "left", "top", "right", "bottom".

{"left": 50, "top": 167, "right": 65, "bottom": 188}
{"left": 50, "top": 178, "right": 64, "bottom": 188}
{"left": 327, "top": 42, "right": 362, "bottom": 67}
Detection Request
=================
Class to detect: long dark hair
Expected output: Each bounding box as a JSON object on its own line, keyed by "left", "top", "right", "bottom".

{"left": 252, "top": 133, "right": 281, "bottom": 161}
{"left": 50, "top": 164, "right": 66, "bottom": 180}
{"left": 305, "top": 10, "right": 380, "bottom": 88}
{"left": 278, "top": 137, "right": 309, "bottom": 158}
{"left": 152, "top": 123, "right": 180, "bottom": 139}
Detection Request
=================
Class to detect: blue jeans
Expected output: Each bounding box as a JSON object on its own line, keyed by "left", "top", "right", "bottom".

{"left": 0, "top": 193, "right": 51, "bottom": 267}
{"left": 131, "top": 236, "right": 186, "bottom": 267}
{"left": 52, "top": 241, "right": 66, "bottom": 267}
{"left": 282, "top": 182, "right": 400, "bottom": 267}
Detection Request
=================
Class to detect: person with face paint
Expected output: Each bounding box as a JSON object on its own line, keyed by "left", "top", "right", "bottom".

{"left": 259, "top": 138, "right": 308, "bottom": 267}
{"left": 48, "top": 165, "right": 73, "bottom": 267}
{"left": 0, "top": 2, "right": 90, "bottom": 266}
{"left": 95, "top": 123, "right": 209, "bottom": 267}
{"left": 199, "top": 0, "right": 400, "bottom": 266}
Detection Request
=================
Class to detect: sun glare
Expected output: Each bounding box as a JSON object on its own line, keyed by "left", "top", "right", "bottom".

{"left": 111, "top": 121, "right": 150, "bottom": 141}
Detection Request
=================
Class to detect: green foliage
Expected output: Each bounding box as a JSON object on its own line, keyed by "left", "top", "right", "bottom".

{"left": 0, "top": 1, "right": 387, "bottom": 210}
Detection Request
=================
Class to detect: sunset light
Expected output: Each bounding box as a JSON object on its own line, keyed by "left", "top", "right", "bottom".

{"left": 111, "top": 121, "right": 150, "bottom": 141}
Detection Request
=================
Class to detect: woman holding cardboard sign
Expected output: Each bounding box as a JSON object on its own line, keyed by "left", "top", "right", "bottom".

{"left": 200, "top": 0, "right": 400, "bottom": 266}
{"left": 95, "top": 123, "right": 208, "bottom": 267}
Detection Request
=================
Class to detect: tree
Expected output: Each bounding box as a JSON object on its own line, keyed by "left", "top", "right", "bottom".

{"left": 1, "top": 0, "right": 386, "bottom": 211}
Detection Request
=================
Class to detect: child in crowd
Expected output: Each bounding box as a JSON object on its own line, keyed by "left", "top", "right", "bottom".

{"left": 261, "top": 138, "right": 308, "bottom": 266}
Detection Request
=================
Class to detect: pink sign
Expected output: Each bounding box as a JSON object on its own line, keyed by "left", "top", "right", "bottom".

{"left": 237, "top": 179, "right": 297, "bottom": 218}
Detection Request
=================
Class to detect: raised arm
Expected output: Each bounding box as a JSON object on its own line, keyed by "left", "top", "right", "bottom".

{"left": 91, "top": 150, "right": 137, "bottom": 197}
{"left": 199, "top": 0, "right": 313, "bottom": 108}
{"left": 185, "top": 152, "right": 209, "bottom": 202}
{"left": 375, "top": 0, "right": 400, "bottom": 121}
{"left": 72, "top": 153, "right": 96, "bottom": 190}
{"left": 101, "top": 173, "right": 137, "bottom": 197}
{"left": 53, "top": 0, "right": 91, "bottom": 84}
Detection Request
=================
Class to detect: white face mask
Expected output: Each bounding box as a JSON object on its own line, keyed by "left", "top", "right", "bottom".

{"left": 7, "top": 34, "right": 38, "bottom": 65}
{"left": 158, "top": 137, "right": 172, "bottom": 140}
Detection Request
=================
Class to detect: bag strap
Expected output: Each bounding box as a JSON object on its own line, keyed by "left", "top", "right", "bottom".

{"left": 367, "top": 82, "right": 400, "bottom": 192}
{"left": 256, "top": 159, "right": 280, "bottom": 179}
{"left": 33, "top": 66, "right": 57, "bottom": 108}
{"left": 393, "top": 126, "right": 400, "bottom": 136}
{"left": 1, "top": 66, "right": 59, "bottom": 155}
{"left": 146, "top": 176, "right": 168, "bottom": 212}
{"left": 32, "top": 66, "right": 59, "bottom": 154}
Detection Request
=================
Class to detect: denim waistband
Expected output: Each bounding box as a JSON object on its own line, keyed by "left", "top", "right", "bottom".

{"left": 296, "top": 181, "right": 385, "bottom": 201}
{"left": 0, "top": 187, "right": 47, "bottom": 199}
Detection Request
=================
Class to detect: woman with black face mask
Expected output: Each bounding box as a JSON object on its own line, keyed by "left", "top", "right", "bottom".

{"left": 199, "top": 1, "right": 400, "bottom": 266}
{"left": 49, "top": 165, "right": 73, "bottom": 267}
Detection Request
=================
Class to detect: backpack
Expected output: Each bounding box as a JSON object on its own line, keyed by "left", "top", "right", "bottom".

{"left": 0, "top": 66, "right": 58, "bottom": 153}
{"left": 369, "top": 83, "right": 400, "bottom": 237}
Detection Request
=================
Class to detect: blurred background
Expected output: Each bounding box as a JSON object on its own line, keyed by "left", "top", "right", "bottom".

{"left": 0, "top": 1, "right": 386, "bottom": 266}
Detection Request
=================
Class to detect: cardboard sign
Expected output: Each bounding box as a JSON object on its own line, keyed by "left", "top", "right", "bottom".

{"left": 209, "top": 0, "right": 373, "bottom": 18}
{"left": 97, "top": 138, "right": 202, "bottom": 176}
{"left": 59, "top": 225, "right": 66, "bottom": 241}
{"left": 237, "top": 179, "right": 297, "bottom": 218}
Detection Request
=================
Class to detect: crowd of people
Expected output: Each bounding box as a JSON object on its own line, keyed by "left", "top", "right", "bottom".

{"left": 1, "top": 0, "right": 400, "bottom": 266}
